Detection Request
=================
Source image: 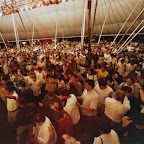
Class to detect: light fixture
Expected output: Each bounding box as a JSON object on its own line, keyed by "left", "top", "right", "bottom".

{"left": 20, "top": 7, "right": 23, "bottom": 11}
{"left": 25, "top": 6, "right": 28, "bottom": 11}
{"left": 37, "top": 3, "right": 41, "bottom": 7}
{"left": 29, "top": 6, "right": 32, "bottom": 10}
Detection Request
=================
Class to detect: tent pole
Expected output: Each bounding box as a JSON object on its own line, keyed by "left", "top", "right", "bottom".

{"left": 91, "top": 0, "right": 98, "bottom": 42}
{"left": 12, "top": 13, "right": 19, "bottom": 49}
{"left": 81, "top": 0, "right": 88, "bottom": 48}
{"left": 110, "top": 1, "right": 139, "bottom": 48}
{"left": 118, "top": 26, "right": 144, "bottom": 54}
{"left": 18, "top": 12, "right": 31, "bottom": 46}
{"left": 117, "top": 19, "right": 144, "bottom": 53}
{"left": 98, "top": 4, "right": 109, "bottom": 44}
{"left": 32, "top": 23, "right": 35, "bottom": 47}
{"left": 88, "top": 0, "right": 92, "bottom": 65}
{"left": 55, "top": 19, "right": 57, "bottom": 49}
{"left": 0, "top": 32, "right": 8, "bottom": 49}
{"left": 117, "top": 8, "right": 144, "bottom": 46}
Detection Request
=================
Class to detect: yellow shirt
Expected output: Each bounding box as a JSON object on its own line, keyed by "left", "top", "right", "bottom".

{"left": 96, "top": 69, "right": 109, "bottom": 79}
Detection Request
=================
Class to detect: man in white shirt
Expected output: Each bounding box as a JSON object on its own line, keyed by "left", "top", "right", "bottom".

{"left": 125, "top": 60, "right": 136, "bottom": 77}
{"left": 3, "top": 61, "right": 9, "bottom": 75}
{"left": 104, "top": 90, "right": 131, "bottom": 138}
{"left": 116, "top": 59, "right": 126, "bottom": 76}
{"left": 107, "top": 54, "right": 117, "bottom": 66}
{"left": 4, "top": 86, "right": 19, "bottom": 127}
{"left": 94, "top": 78, "right": 114, "bottom": 117}
{"left": 32, "top": 114, "right": 56, "bottom": 144}
{"left": 77, "top": 80, "right": 98, "bottom": 117}
{"left": 105, "top": 90, "right": 131, "bottom": 123}
{"left": 76, "top": 80, "right": 98, "bottom": 143}
{"left": 64, "top": 94, "right": 80, "bottom": 126}
{"left": 35, "top": 67, "right": 45, "bottom": 85}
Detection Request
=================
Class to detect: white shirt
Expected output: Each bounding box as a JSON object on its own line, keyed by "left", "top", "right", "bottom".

{"left": 36, "top": 117, "right": 55, "bottom": 144}
{"left": 87, "top": 74, "right": 98, "bottom": 82}
{"left": 7, "top": 91, "right": 18, "bottom": 112}
{"left": 125, "top": 63, "right": 136, "bottom": 76}
{"left": 37, "top": 61, "right": 45, "bottom": 68}
{"left": 107, "top": 57, "right": 117, "bottom": 65}
{"left": 64, "top": 94, "right": 80, "bottom": 125}
{"left": 35, "top": 71, "right": 46, "bottom": 84}
{"left": 105, "top": 97, "right": 131, "bottom": 123}
{"left": 104, "top": 53, "right": 110, "bottom": 59}
{"left": 117, "top": 62, "right": 126, "bottom": 75}
{"left": 28, "top": 78, "right": 41, "bottom": 96}
{"left": 94, "top": 84, "right": 114, "bottom": 105}
{"left": 93, "top": 129, "right": 120, "bottom": 144}
{"left": 3, "top": 63, "right": 9, "bottom": 75}
{"left": 82, "top": 89, "right": 98, "bottom": 116}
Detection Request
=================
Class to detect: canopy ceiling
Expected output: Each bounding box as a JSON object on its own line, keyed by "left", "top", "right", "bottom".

{"left": 0, "top": 0, "right": 144, "bottom": 42}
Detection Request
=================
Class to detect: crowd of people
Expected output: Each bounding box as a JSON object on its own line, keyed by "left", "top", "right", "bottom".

{"left": 0, "top": 40, "right": 144, "bottom": 144}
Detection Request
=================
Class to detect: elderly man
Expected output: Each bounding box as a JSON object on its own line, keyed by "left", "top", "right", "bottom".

{"left": 104, "top": 90, "right": 131, "bottom": 138}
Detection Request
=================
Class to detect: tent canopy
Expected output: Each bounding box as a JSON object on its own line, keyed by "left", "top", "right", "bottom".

{"left": 0, "top": 0, "right": 143, "bottom": 42}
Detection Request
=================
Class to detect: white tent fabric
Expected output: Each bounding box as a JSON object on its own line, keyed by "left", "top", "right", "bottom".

{"left": 0, "top": 0, "right": 143, "bottom": 42}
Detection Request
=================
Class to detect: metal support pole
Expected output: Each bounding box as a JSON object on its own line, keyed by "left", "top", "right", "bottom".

{"left": 55, "top": 19, "right": 57, "bottom": 49}
{"left": 88, "top": 0, "right": 92, "bottom": 65}
{"left": 81, "top": 0, "right": 88, "bottom": 48}
{"left": 12, "top": 13, "right": 19, "bottom": 49}
{"left": 18, "top": 12, "right": 31, "bottom": 45}
{"left": 117, "top": 19, "right": 144, "bottom": 53}
{"left": 118, "top": 26, "right": 144, "bottom": 54}
{"left": 110, "top": 1, "right": 139, "bottom": 48}
{"left": 117, "top": 8, "right": 144, "bottom": 46}
{"left": 98, "top": 4, "right": 109, "bottom": 44}
{"left": 32, "top": 23, "right": 35, "bottom": 47}
{"left": 0, "top": 32, "right": 8, "bottom": 49}
{"left": 91, "top": 0, "right": 98, "bottom": 41}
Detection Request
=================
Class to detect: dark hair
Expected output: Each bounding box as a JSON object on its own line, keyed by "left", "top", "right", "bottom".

{"left": 113, "top": 71, "right": 119, "bottom": 76}
{"left": 19, "top": 80, "right": 26, "bottom": 87}
{"left": 6, "top": 81, "right": 13, "bottom": 87}
{"left": 47, "top": 67, "right": 53, "bottom": 72}
{"left": 71, "top": 74, "right": 77, "bottom": 79}
{"left": 99, "top": 120, "right": 112, "bottom": 134}
{"left": 81, "top": 73, "right": 87, "bottom": 78}
{"left": 59, "top": 88, "right": 70, "bottom": 96}
{"left": 2, "top": 75, "right": 10, "bottom": 81}
{"left": 17, "top": 97, "right": 27, "bottom": 105}
{"left": 98, "top": 78, "right": 107, "bottom": 87}
{"left": 54, "top": 111, "right": 64, "bottom": 121}
{"left": 101, "top": 63, "right": 106, "bottom": 68}
{"left": 85, "top": 80, "right": 95, "bottom": 88}
{"left": 34, "top": 113, "right": 45, "bottom": 123}
{"left": 88, "top": 68, "right": 96, "bottom": 75}
{"left": 38, "top": 67, "right": 42, "bottom": 71}
{"left": 121, "top": 86, "right": 132, "bottom": 93}
{"left": 5, "top": 86, "right": 16, "bottom": 92}
{"left": 126, "top": 77, "right": 134, "bottom": 83}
